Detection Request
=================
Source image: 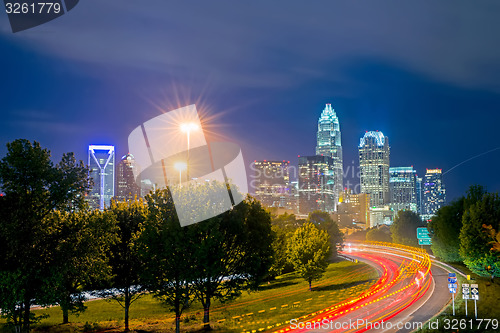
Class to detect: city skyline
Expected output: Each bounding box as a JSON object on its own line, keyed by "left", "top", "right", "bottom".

{"left": 3, "top": 2, "right": 500, "bottom": 203}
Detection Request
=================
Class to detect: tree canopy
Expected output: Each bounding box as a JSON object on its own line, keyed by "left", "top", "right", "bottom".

{"left": 459, "top": 193, "right": 500, "bottom": 277}
{"left": 287, "top": 222, "right": 330, "bottom": 291}
{"left": 390, "top": 210, "right": 424, "bottom": 246}
{"left": 428, "top": 185, "right": 486, "bottom": 262}
{"left": 0, "top": 140, "right": 91, "bottom": 332}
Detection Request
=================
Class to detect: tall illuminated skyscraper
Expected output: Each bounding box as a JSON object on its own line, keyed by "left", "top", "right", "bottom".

{"left": 359, "top": 131, "right": 390, "bottom": 207}
{"left": 252, "top": 160, "right": 291, "bottom": 208}
{"left": 422, "top": 169, "right": 446, "bottom": 221}
{"left": 316, "top": 103, "right": 343, "bottom": 207}
{"left": 298, "top": 155, "right": 335, "bottom": 214}
{"left": 389, "top": 167, "right": 417, "bottom": 213}
{"left": 88, "top": 145, "right": 115, "bottom": 210}
{"left": 116, "top": 153, "right": 141, "bottom": 202}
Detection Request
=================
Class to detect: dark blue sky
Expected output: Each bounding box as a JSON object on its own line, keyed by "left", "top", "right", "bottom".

{"left": 2, "top": 0, "right": 500, "bottom": 201}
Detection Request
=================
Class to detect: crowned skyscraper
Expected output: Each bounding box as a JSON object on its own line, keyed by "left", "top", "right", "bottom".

{"left": 316, "top": 103, "right": 343, "bottom": 209}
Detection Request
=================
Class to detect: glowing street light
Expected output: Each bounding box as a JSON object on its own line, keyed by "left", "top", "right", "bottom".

{"left": 180, "top": 122, "right": 199, "bottom": 180}
{"left": 174, "top": 161, "right": 187, "bottom": 186}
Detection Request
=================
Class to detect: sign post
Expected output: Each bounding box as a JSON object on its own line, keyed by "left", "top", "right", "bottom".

{"left": 471, "top": 284, "right": 479, "bottom": 318}
{"left": 462, "top": 283, "right": 470, "bottom": 317}
{"left": 448, "top": 273, "right": 457, "bottom": 316}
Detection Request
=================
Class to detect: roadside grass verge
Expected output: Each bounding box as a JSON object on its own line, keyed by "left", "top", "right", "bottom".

{"left": 0, "top": 261, "right": 378, "bottom": 332}
{"left": 416, "top": 262, "right": 500, "bottom": 333}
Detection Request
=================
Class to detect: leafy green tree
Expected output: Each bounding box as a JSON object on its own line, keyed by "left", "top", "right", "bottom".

{"left": 50, "top": 209, "right": 117, "bottom": 324}
{"left": 272, "top": 212, "right": 303, "bottom": 232}
{"left": 105, "top": 199, "right": 147, "bottom": 332}
{"left": 268, "top": 225, "right": 289, "bottom": 278}
{"left": 179, "top": 183, "right": 274, "bottom": 330}
{"left": 307, "top": 211, "right": 344, "bottom": 257}
{"left": 483, "top": 224, "right": 500, "bottom": 253}
{"left": 390, "top": 210, "right": 424, "bottom": 246}
{"left": 0, "top": 140, "right": 90, "bottom": 332}
{"left": 366, "top": 227, "right": 392, "bottom": 243}
{"left": 460, "top": 193, "right": 500, "bottom": 277}
{"left": 429, "top": 185, "right": 486, "bottom": 262}
{"left": 288, "top": 222, "right": 330, "bottom": 291}
{"left": 139, "top": 190, "right": 194, "bottom": 333}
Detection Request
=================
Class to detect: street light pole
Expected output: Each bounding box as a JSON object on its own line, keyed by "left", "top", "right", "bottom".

{"left": 180, "top": 123, "right": 199, "bottom": 182}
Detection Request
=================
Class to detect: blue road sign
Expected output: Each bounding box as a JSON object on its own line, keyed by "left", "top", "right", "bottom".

{"left": 448, "top": 277, "right": 457, "bottom": 283}
{"left": 448, "top": 273, "right": 456, "bottom": 278}
{"left": 448, "top": 283, "right": 458, "bottom": 289}
{"left": 449, "top": 288, "right": 457, "bottom": 294}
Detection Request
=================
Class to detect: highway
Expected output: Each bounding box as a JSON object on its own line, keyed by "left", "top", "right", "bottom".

{"left": 273, "top": 242, "right": 452, "bottom": 333}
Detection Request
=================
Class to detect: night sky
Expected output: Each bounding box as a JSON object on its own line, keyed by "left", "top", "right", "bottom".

{"left": 2, "top": 1, "right": 500, "bottom": 201}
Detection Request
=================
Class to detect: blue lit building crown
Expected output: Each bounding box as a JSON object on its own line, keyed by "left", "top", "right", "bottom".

{"left": 359, "top": 131, "right": 386, "bottom": 148}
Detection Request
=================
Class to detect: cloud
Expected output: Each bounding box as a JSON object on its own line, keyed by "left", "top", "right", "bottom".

{"left": 2, "top": 0, "right": 500, "bottom": 92}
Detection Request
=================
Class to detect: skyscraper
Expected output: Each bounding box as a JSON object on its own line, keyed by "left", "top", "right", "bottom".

{"left": 116, "top": 153, "right": 141, "bottom": 202}
{"left": 316, "top": 103, "right": 343, "bottom": 206}
{"left": 298, "top": 155, "right": 335, "bottom": 214}
{"left": 416, "top": 176, "right": 423, "bottom": 214}
{"left": 252, "top": 160, "right": 291, "bottom": 208}
{"left": 88, "top": 145, "right": 115, "bottom": 210}
{"left": 422, "top": 169, "right": 446, "bottom": 221}
{"left": 389, "top": 167, "right": 417, "bottom": 213}
{"left": 359, "top": 131, "right": 390, "bottom": 207}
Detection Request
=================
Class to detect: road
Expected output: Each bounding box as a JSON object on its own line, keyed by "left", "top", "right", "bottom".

{"left": 273, "top": 243, "right": 452, "bottom": 333}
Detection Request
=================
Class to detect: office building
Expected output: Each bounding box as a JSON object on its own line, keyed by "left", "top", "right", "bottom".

{"left": 316, "top": 103, "right": 343, "bottom": 206}
{"left": 252, "top": 160, "right": 291, "bottom": 208}
{"left": 298, "top": 155, "right": 335, "bottom": 214}
{"left": 422, "top": 169, "right": 446, "bottom": 221}
{"left": 88, "top": 145, "right": 115, "bottom": 210}
{"left": 416, "top": 176, "right": 423, "bottom": 214}
{"left": 116, "top": 153, "right": 141, "bottom": 202}
{"left": 389, "top": 167, "right": 418, "bottom": 213}
{"left": 359, "top": 131, "right": 390, "bottom": 207}
{"left": 337, "top": 190, "right": 371, "bottom": 229}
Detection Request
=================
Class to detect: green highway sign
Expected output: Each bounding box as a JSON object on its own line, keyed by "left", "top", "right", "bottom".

{"left": 418, "top": 238, "right": 432, "bottom": 245}
{"left": 417, "top": 227, "right": 431, "bottom": 240}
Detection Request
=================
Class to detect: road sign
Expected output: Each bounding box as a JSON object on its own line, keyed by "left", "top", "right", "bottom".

{"left": 462, "top": 284, "right": 470, "bottom": 300}
{"left": 418, "top": 239, "right": 432, "bottom": 245}
{"left": 449, "top": 273, "right": 456, "bottom": 277}
{"left": 448, "top": 283, "right": 457, "bottom": 289}
{"left": 449, "top": 288, "right": 457, "bottom": 293}
{"left": 471, "top": 284, "right": 479, "bottom": 300}
{"left": 448, "top": 277, "right": 457, "bottom": 283}
{"left": 417, "top": 227, "right": 431, "bottom": 240}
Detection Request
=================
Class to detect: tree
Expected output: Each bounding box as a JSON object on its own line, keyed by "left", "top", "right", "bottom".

{"left": 139, "top": 182, "right": 274, "bottom": 331}
{"left": 104, "top": 199, "right": 146, "bottom": 332}
{"left": 272, "top": 212, "right": 303, "bottom": 232}
{"left": 0, "top": 140, "right": 90, "bottom": 332}
{"left": 366, "top": 227, "right": 392, "bottom": 243}
{"left": 181, "top": 183, "right": 274, "bottom": 330}
{"left": 139, "top": 189, "right": 194, "bottom": 333}
{"left": 50, "top": 209, "right": 117, "bottom": 324}
{"left": 428, "top": 185, "right": 486, "bottom": 262}
{"left": 268, "top": 225, "right": 289, "bottom": 279}
{"left": 483, "top": 224, "right": 500, "bottom": 253}
{"left": 390, "top": 210, "right": 424, "bottom": 246}
{"left": 307, "top": 211, "right": 344, "bottom": 258}
{"left": 459, "top": 193, "right": 500, "bottom": 278}
{"left": 287, "top": 222, "right": 330, "bottom": 291}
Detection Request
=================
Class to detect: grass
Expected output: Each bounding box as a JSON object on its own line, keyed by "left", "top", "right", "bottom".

{"left": 0, "top": 261, "right": 378, "bottom": 332}
{"left": 416, "top": 262, "right": 500, "bottom": 333}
